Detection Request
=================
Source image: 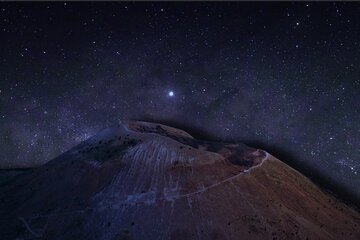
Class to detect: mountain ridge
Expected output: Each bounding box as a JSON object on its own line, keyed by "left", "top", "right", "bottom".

{"left": 0, "top": 120, "right": 358, "bottom": 239}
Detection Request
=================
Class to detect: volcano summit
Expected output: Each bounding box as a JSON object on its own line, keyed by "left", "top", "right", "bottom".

{"left": 0, "top": 121, "right": 359, "bottom": 240}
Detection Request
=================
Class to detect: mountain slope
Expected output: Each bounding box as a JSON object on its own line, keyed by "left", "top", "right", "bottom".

{"left": 0, "top": 120, "right": 358, "bottom": 240}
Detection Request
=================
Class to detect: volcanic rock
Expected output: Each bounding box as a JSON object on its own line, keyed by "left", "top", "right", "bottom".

{"left": 0, "top": 120, "right": 358, "bottom": 240}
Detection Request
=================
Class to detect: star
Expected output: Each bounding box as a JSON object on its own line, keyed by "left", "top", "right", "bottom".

{"left": 168, "top": 91, "right": 174, "bottom": 97}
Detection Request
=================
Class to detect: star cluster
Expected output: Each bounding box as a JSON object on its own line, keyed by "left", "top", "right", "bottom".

{"left": 0, "top": 2, "right": 359, "bottom": 196}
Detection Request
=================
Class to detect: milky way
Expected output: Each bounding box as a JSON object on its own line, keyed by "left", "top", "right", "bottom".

{"left": 0, "top": 2, "right": 359, "bottom": 197}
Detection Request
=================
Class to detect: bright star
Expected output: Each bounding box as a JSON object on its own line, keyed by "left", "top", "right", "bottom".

{"left": 168, "top": 91, "right": 174, "bottom": 97}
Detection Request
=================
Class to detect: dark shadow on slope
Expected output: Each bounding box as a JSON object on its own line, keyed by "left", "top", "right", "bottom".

{"left": 0, "top": 168, "right": 32, "bottom": 186}
{"left": 245, "top": 140, "right": 360, "bottom": 212}
{"left": 137, "top": 117, "right": 360, "bottom": 212}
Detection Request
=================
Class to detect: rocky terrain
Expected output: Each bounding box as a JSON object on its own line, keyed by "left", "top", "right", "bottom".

{"left": 0, "top": 121, "right": 358, "bottom": 240}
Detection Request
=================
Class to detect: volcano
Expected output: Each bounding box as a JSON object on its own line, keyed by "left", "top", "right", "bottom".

{"left": 0, "top": 121, "right": 359, "bottom": 240}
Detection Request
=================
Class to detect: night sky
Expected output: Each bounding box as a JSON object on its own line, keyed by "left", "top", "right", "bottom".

{"left": 0, "top": 2, "right": 359, "bottom": 197}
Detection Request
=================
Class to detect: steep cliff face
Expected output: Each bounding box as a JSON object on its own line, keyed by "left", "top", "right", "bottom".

{"left": 0, "top": 121, "right": 358, "bottom": 240}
